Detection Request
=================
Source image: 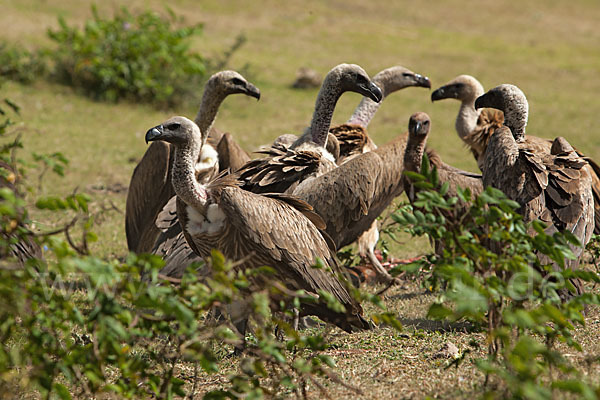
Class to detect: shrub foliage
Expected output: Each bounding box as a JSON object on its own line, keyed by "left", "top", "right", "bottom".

{"left": 392, "top": 155, "right": 600, "bottom": 399}
{"left": 46, "top": 6, "right": 206, "bottom": 106}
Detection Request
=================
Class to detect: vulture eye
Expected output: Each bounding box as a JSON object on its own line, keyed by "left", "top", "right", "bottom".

{"left": 402, "top": 72, "right": 413, "bottom": 77}
{"left": 423, "top": 120, "right": 429, "bottom": 125}
{"left": 356, "top": 74, "right": 367, "bottom": 84}
{"left": 167, "top": 123, "right": 181, "bottom": 130}
{"left": 231, "top": 78, "right": 245, "bottom": 86}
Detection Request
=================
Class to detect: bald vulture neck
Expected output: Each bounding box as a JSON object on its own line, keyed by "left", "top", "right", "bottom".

{"left": 507, "top": 121, "right": 526, "bottom": 143}
{"left": 308, "top": 78, "right": 345, "bottom": 147}
{"left": 193, "top": 81, "right": 228, "bottom": 146}
{"left": 172, "top": 138, "right": 208, "bottom": 215}
{"left": 347, "top": 73, "right": 395, "bottom": 127}
{"left": 404, "top": 134, "right": 427, "bottom": 174}
{"left": 456, "top": 87, "right": 484, "bottom": 142}
{"left": 456, "top": 102, "right": 481, "bottom": 143}
{"left": 347, "top": 95, "right": 381, "bottom": 128}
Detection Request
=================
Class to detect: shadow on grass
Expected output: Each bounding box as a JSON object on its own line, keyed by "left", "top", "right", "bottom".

{"left": 398, "top": 316, "right": 480, "bottom": 333}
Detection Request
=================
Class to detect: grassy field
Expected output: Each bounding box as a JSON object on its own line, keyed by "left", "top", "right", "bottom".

{"left": 2, "top": 0, "right": 600, "bottom": 398}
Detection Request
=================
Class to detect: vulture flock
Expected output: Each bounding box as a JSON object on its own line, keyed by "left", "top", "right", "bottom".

{"left": 125, "top": 64, "right": 598, "bottom": 334}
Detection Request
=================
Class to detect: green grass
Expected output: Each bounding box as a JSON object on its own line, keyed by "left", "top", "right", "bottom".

{"left": 2, "top": 0, "right": 600, "bottom": 397}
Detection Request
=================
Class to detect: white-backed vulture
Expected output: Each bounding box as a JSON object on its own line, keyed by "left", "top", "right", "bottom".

{"left": 145, "top": 116, "right": 370, "bottom": 332}
{"left": 239, "top": 63, "right": 382, "bottom": 194}
{"left": 402, "top": 112, "right": 482, "bottom": 253}
{"left": 327, "top": 66, "right": 430, "bottom": 281}
{"left": 432, "top": 74, "right": 600, "bottom": 234}
{"left": 475, "top": 84, "right": 594, "bottom": 296}
{"left": 431, "top": 75, "right": 504, "bottom": 168}
{"left": 403, "top": 112, "right": 483, "bottom": 203}
{"left": 125, "top": 71, "right": 260, "bottom": 254}
{"left": 332, "top": 65, "right": 431, "bottom": 163}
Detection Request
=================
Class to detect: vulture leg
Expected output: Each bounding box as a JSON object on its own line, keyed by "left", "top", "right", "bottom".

{"left": 357, "top": 222, "right": 396, "bottom": 283}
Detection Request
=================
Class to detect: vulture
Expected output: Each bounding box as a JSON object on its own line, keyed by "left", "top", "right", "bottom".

{"left": 145, "top": 116, "right": 370, "bottom": 333}
{"left": 331, "top": 65, "right": 431, "bottom": 163}
{"left": 328, "top": 66, "right": 430, "bottom": 279}
{"left": 154, "top": 63, "right": 382, "bottom": 279}
{"left": 432, "top": 74, "right": 600, "bottom": 233}
{"left": 402, "top": 112, "right": 483, "bottom": 252}
{"left": 403, "top": 112, "right": 483, "bottom": 203}
{"left": 239, "top": 63, "right": 383, "bottom": 194}
{"left": 431, "top": 75, "right": 504, "bottom": 168}
{"left": 475, "top": 84, "right": 594, "bottom": 295}
{"left": 125, "top": 71, "right": 260, "bottom": 254}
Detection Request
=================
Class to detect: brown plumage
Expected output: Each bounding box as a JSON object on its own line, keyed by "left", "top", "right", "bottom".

{"left": 475, "top": 84, "right": 594, "bottom": 295}
{"left": 208, "top": 131, "right": 251, "bottom": 172}
{"left": 431, "top": 74, "right": 504, "bottom": 168}
{"left": 239, "top": 143, "right": 334, "bottom": 194}
{"left": 402, "top": 113, "right": 482, "bottom": 254}
{"left": 145, "top": 116, "right": 370, "bottom": 332}
{"left": 403, "top": 112, "right": 483, "bottom": 204}
{"left": 293, "top": 134, "right": 412, "bottom": 252}
{"left": 125, "top": 71, "right": 260, "bottom": 254}
{"left": 239, "top": 63, "right": 382, "bottom": 194}
{"left": 328, "top": 124, "right": 375, "bottom": 163}
{"left": 323, "top": 66, "right": 431, "bottom": 281}
{"left": 331, "top": 65, "right": 431, "bottom": 164}
{"left": 432, "top": 74, "right": 600, "bottom": 234}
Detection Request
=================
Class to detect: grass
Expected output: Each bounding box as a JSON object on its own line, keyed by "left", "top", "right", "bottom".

{"left": 2, "top": 0, "right": 600, "bottom": 397}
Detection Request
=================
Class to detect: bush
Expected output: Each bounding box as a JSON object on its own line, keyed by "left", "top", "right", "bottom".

{"left": 0, "top": 43, "right": 47, "bottom": 84}
{"left": 47, "top": 6, "right": 207, "bottom": 107}
{"left": 391, "top": 155, "right": 600, "bottom": 399}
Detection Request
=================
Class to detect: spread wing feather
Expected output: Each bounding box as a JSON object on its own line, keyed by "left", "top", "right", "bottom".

{"left": 238, "top": 145, "right": 324, "bottom": 194}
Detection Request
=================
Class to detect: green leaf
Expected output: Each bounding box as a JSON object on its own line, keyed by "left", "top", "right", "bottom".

{"left": 53, "top": 383, "right": 72, "bottom": 400}
{"left": 427, "top": 303, "right": 452, "bottom": 320}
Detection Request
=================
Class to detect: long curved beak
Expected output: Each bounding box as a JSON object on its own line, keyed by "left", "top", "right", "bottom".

{"left": 474, "top": 94, "right": 487, "bottom": 110}
{"left": 361, "top": 81, "right": 383, "bottom": 103}
{"left": 145, "top": 125, "right": 163, "bottom": 143}
{"left": 431, "top": 87, "right": 446, "bottom": 102}
{"left": 246, "top": 83, "right": 261, "bottom": 101}
{"left": 431, "top": 84, "right": 459, "bottom": 102}
{"left": 414, "top": 74, "right": 431, "bottom": 89}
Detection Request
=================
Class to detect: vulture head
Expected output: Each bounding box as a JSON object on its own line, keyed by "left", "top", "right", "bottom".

{"left": 145, "top": 116, "right": 200, "bottom": 147}
{"left": 207, "top": 70, "right": 261, "bottom": 100}
{"left": 408, "top": 112, "right": 431, "bottom": 138}
{"left": 475, "top": 84, "right": 528, "bottom": 140}
{"left": 374, "top": 66, "right": 431, "bottom": 97}
{"left": 330, "top": 64, "right": 383, "bottom": 103}
{"left": 431, "top": 75, "right": 484, "bottom": 103}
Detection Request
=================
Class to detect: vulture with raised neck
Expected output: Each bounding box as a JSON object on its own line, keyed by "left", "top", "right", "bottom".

{"left": 403, "top": 112, "right": 482, "bottom": 202}
{"left": 238, "top": 63, "right": 382, "bottom": 194}
{"left": 403, "top": 112, "right": 482, "bottom": 253}
{"left": 329, "top": 66, "right": 430, "bottom": 280}
{"left": 145, "top": 116, "right": 370, "bottom": 332}
{"left": 125, "top": 71, "right": 260, "bottom": 254}
{"left": 332, "top": 65, "right": 431, "bottom": 164}
{"left": 432, "top": 75, "right": 600, "bottom": 234}
{"left": 475, "top": 84, "right": 594, "bottom": 294}
{"left": 431, "top": 75, "right": 504, "bottom": 168}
